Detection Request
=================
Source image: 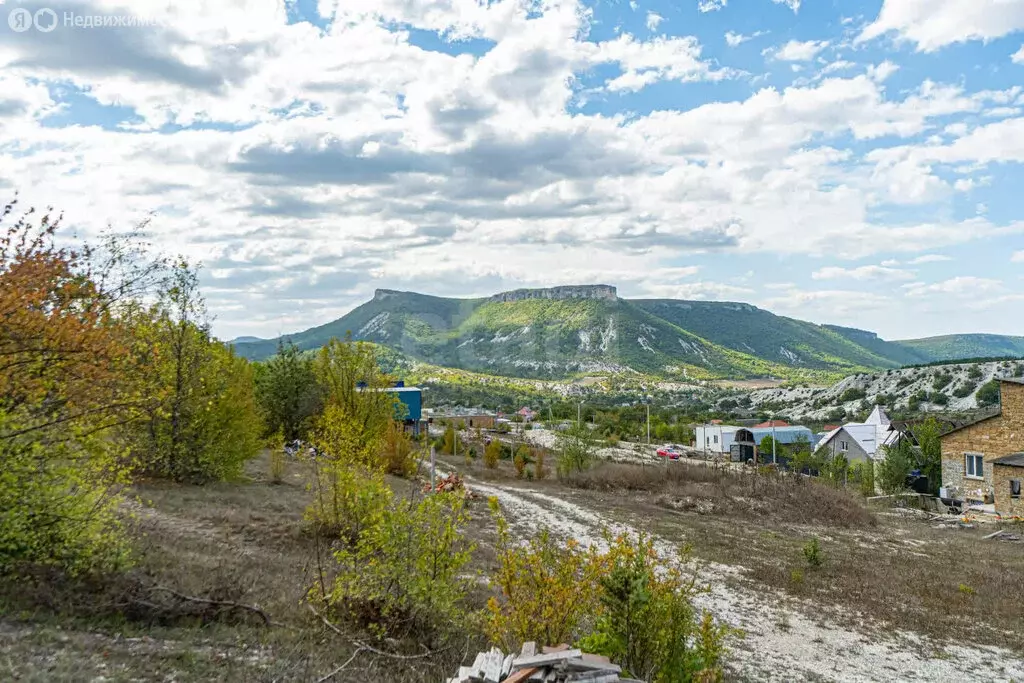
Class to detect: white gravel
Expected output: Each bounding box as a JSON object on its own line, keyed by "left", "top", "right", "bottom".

{"left": 461, "top": 474, "right": 1024, "bottom": 683}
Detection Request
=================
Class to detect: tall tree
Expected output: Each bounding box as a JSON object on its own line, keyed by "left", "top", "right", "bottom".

{"left": 130, "top": 262, "right": 262, "bottom": 482}
{"left": 915, "top": 418, "right": 943, "bottom": 496}
{"left": 255, "top": 341, "right": 321, "bottom": 441}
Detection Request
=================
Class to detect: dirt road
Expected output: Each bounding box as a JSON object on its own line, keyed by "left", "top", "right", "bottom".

{"left": 461, "top": 473, "right": 1024, "bottom": 683}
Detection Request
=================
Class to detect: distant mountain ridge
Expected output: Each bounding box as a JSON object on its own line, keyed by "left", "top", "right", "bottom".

{"left": 231, "top": 286, "right": 1024, "bottom": 380}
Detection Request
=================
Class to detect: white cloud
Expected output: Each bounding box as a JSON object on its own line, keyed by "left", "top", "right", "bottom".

{"left": 725, "top": 31, "right": 766, "bottom": 47}
{"left": 770, "top": 39, "right": 829, "bottom": 61}
{"left": 2, "top": 0, "right": 1022, "bottom": 340}
{"left": 698, "top": 0, "right": 727, "bottom": 12}
{"left": 772, "top": 0, "right": 801, "bottom": 12}
{"left": 820, "top": 60, "right": 856, "bottom": 74}
{"left": 812, "top": 265, "right": 914, "bottom": 281}
{"left": 860, "top": 0, "right": 1024, "bottom": 52}
{"left": 903, "top": 276, "right": 1005, "bottom": 298}
{"left": 907, "top": 254, "right": 953, "bottom": 265}
{"left": 1012, "top": 250, "right": 1024, "bottom": 262}
{"left": 593, "top": 35, "right": 732, "bottom": 92}
{"left": 1013, "top": 45, "right": 1024, "bottom": 63}
{"left": 646, "top": 11, "right": 663, "bottom": 31}
{"left": 866, "top": 60, "right": 900, "bottom": 82}
{"left": 629, "top": 1, "right": 638, "bottom": 9}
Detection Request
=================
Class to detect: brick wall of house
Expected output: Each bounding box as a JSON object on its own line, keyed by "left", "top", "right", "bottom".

{"left": 940, "top": 381, "right": 1024, "bottom": 510}
{"left": 993, "top": 465, "right": 1024, "bottom": 517}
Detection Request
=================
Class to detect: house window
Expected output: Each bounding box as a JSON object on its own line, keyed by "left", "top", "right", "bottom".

{"left": 713, "top": 435, "right": 719, "bottom": 444}
{"left": 1011, "top": 480, "right": 1021, "bottom": 499}
{"left": 965, "top": 453, "right": 984, "bottom": 480}
{"left": 839, "top": 440, "right": 848, "bottom": 451}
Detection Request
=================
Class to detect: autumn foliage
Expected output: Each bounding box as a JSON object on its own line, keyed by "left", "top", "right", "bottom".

{"left": 0, "top": 200, "right": 264, "bottom": 572}
{"left": 0, "top": 203, "right": 140, "bottom": 571}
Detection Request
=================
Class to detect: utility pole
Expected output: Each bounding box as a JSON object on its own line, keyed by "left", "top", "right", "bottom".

{"left": 772, "top": 417, "right": 777, "bottom": 466}
{"left": 645, "top": 397, "right": 652, "bottom": 445}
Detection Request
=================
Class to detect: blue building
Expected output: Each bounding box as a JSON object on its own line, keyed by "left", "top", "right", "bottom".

{"left": 388, "top": 382, "right": 422, "bottom": 423}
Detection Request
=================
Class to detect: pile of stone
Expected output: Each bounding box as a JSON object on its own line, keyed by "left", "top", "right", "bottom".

{"left": 425, "top": 473, "right": 466, "bottom": 494}
{"left": 448, "top": 643, "right": 639, "bottom": 683}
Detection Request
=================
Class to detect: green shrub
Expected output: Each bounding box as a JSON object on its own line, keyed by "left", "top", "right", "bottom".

{"left": 932, "top": 373, "right": 954, "bottom": 391}
{"left": 328, "top": 491, "right": 474, "bottom": 642}
{"left": 967, "top": 365, "right": 983, "bottom": 380}
{"left": 580, "top": 534, "right": 732, "bottom": 682}
{"left": 485, "top": 498, "right": 603, "bottom": 650}
{"left": 929, "top": 392, "right": 949, "bottom": 406}
{"left": 953, "top": 382, "right": 977, "bottom": 398}
{"left": 484, "top": 439, "right": 502, "bottom": 469}
{"left": 486, "top": 502, "right": 733, "bottom": 680}
{"left": 977, "top": 380, "right": 1000, "bottom": 408}
{"left": 803, "top": 538, "right": 823, "bottom": 568}
{"left": 838, "top": 388, "right": 866, "bottom": 403}
{"left": 306, "top": 462, "right": 392, "bottom": 544}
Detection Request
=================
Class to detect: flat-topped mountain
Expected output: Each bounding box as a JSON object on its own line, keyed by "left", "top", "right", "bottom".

{"left": 232, "top": 286, "right": 1024, "bottom": 380}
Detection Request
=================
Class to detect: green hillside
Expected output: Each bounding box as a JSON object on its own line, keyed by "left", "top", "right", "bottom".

{"left": 895, "top": 334, "right": 1024, "bottom": 363}
{"left": 822, "top": 325, "right": 929, "bottom": 366}
{"left": 633, "top": 300, "right": 899, "bottom": 371}
{"left": 231, "top": 285, "right": 1024, "bottom": 381}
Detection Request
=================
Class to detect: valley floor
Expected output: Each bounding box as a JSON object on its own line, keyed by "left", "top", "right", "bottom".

{"left": 2, "top": 452, "right": 1022, "bottom": 682}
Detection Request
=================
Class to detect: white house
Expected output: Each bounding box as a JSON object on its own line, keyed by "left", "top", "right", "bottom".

{"left": 814, "top": 406, "right": 898, "bottom": 462}
{"left": 694, "top": 424, "right": 740, "bottom": 454}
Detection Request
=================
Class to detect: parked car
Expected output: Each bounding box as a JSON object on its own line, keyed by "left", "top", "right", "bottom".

{"left": 656, "top": 446, "right": 681, "bottom": 460}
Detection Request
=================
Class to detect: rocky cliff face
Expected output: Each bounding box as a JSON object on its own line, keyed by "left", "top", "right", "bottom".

{"left": 488, "top": 285, "right": 618, "bottom": 303}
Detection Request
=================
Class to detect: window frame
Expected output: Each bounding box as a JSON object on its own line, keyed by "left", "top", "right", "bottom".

{"left": 839, "top": 440, "right": 848, "bottom": 452}
{"left": 965, "top": 453, "right": 985, "bottom": 480}
{"left": 1011, "top": 479, "right": 1021, "bottom": 499}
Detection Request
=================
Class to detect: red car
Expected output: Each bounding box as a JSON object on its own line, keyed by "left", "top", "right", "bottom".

{"left": 656, "top": 447, "right": 681, "bottom": 460}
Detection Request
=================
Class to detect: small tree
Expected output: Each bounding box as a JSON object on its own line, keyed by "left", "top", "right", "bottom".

{"left": 484, "top": 439, "right": 502, "bottom": 469}
{"left": 556, "top": 422, "right": 598, "bottom": 476}
{"left": 877, "top": 439, "right": 915, "bottom": 494}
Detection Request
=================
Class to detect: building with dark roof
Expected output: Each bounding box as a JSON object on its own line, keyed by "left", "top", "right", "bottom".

{"left": 939, "top": 378, "right": 1024, "bottom": 516}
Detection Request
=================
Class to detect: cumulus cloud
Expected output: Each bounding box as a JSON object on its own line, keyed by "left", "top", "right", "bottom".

{"left": 1, "top": 0, "right": 1022, "bottom": 340}
{"left": 1013, "top": 45, "right": 1024, "bottom": 64}
{"left": 859, "top": 0, "right": 1024, "bottom": 52}
{"left": 1013, "top": 250, "right": 1024, "bottom": 262}
{"left": 770, "top": 39, "right": 829, "bottom": 61}
{"left": 646, "top": 11, "right": 663, "bottom": 31}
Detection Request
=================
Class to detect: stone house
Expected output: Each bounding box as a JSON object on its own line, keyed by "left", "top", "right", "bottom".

{"left": 939, "top": 378, "right": 1024, "bottom": 516}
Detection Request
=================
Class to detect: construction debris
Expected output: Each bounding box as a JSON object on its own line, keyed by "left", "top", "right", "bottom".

{"left": 424, "top": 473, "right": 476, "bottom": 495}
{"left": 448, "top": 643, "right": 638, "bottom": 683}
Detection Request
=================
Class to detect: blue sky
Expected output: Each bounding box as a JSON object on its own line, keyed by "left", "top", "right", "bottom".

{"left": 1, "top": 0, "right": 1023, "bottom": 341}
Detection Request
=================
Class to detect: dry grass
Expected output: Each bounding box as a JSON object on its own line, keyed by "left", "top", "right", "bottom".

{"left": 563, "top": 461, "right": 876, "bottom": 528}
{"left": 445, "top": 453, "right": 1023, "bottom": 653}
{"left": 0, "top": 452, "right": 485, "bottom": 682}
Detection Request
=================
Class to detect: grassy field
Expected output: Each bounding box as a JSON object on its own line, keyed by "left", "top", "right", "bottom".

{"left": 2, "top": 451, "right": 1022, "bottom": 681}
{"left": 0, "top": 454, "right": 481, "bottom": 682}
